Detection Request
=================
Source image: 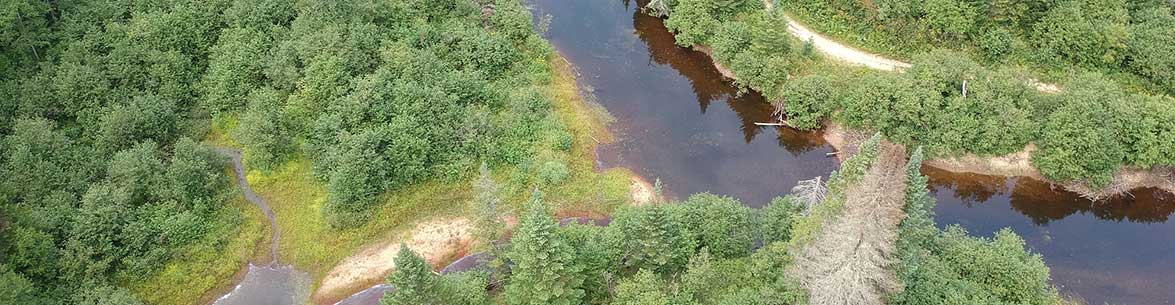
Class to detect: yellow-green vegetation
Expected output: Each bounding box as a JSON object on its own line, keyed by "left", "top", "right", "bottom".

{"left": 126, "top": 195, "right": 269, "bottom": 305}
{"left": 208, "top": 55, "right": 630, "bottom": 285}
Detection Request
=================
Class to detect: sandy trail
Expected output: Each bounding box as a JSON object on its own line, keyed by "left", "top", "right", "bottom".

{"left": 761, "top": 1, "right": 1061, "bottom": 92}
{"left": 788, "top": 142, "right": 908, "bottom": 305}
{"left": 782, "top": 14, "right": 910, "bottom": 72}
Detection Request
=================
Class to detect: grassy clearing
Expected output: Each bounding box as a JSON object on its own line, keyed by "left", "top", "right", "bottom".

{"left": 193, "top": 54, "right": 631, "bottom": 294}
{"left": 126, "top": 193, "right": 270, "bottom": 305}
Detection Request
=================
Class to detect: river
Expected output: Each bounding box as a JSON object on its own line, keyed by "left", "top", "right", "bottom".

{"left": 530, "top": 0, "right": 1175, "bottom": 304}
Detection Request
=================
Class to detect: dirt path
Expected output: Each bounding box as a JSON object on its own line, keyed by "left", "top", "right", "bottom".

{"left": 761, "top": 1, "right": 1061, "bottom": 92}
{"left": 788, "top": 143, "right": 908, "bottom": 305}
{"left": 783, "top": 15, "right": 910, "bottom": 72}
{"left": 218, "top": 148, "right": 280, "bottom": 264}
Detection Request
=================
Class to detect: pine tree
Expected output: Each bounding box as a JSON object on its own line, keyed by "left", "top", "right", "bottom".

{"left": 381, "top": 245, "right": 442, "bottom": 305}
{"left": 504, "top": 191, "right": 585, "bottom": 305}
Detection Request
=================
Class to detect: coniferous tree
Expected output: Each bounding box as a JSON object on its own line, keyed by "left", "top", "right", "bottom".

{"left": 505, "top": 191, "right": 585, "bottom": 305}
{"left": 381, "top": 245, "right": 442, "bottom": 305}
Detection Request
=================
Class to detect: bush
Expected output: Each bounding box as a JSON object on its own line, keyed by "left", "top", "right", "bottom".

{"left": 537, "top": 160, "right": 570, "bottom": 185}
{"left": 760, "top": 196, "right": 804, "bottom": 244}
{"left": 1031, "top": 0, "right": 1129, "bottom": 68}
{"left": 781, "top": 74, "right": 838, "bottom": 130}
{"left": 1126, "top": 8, "right": 1175, "bottom": 93}
{"left": 976, "top": 27, "right": 1014, "bottom": 62}
{"left": 1033, "top": 74, "right": 1128, "bottom": 186}
{"left": 233, "top": 88, "right": 295, "bottom": 170}
{"left": 678, "top": 193, "right": 756, "bottom": 258}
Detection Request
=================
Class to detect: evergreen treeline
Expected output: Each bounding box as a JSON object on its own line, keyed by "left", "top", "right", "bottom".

{"left": 382, "top": 141, "right": 1060, "bottom": 305}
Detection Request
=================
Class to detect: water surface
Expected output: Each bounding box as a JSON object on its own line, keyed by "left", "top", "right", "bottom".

{"left": 532, "top": 0, "right": 1175, "bottom": 304}
{"left": 534, "top": 0, "right": 837, "bottom": 207}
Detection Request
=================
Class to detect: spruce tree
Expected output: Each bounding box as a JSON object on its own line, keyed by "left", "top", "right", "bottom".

{"left": 381, "top": 245, "right": 441, "bottom": 305}
{"left": 505, "top": 191, "right": 585, "bottom": 305}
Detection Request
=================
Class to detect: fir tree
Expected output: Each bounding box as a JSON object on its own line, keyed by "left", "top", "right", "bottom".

{"left": 381, "top": 245, "right": 442, "bottom": 305}
{"left": 504, "top": 191, "right": 585, "bottom": 305}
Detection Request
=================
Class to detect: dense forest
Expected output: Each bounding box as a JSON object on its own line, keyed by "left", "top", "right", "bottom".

{"left": 1, "top": 0, "right": 571, "bottom": 303}
{"left": 780, "top": 0, "right": 1175, "bottom": 94}
{"left": 656, "top": 0, "right": 1175, "bottom": 186}
{"left": 1, "top": 0, "right": 1156, "bottom": 304}
{"left": 381, "top": 137, "right": 1060, "bottom": 305}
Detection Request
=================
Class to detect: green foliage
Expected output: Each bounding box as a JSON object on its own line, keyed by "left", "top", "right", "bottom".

{"left": 780, "top": 74, "right": 837, "bottom": 130}
{"left": 893, "top": 148, "right": 1061, "bottom": 305}
{"left": 233, "top": 87, "right": 296, "bottom": 170}
{"left": 381, "top": 246, "right": 491, "bottom": 305}
{"left": 560, "top": 223, "right": 621, "bottom": 304}
{"left": 891, "top": 227, "right": 1059, "bottom": 305}
{"left": 760, "top": 196, "right": 804, "bottom": 244}
{"left": 976, "top": 27, "right": 1014, "bottom": 62}
{"left": 505, "top": 192, "right": 585, "bottom": 305}
{"left": 610, "top": 204, "right": 696, "bottom": 273}
{"left": 382, "top": 246, "right": 445, "bottom": 305}
{"left": 1032, "top": 0, "right": 1130, "bottom": 68}
{"left": 538, "top": 160, "right": 571, "bottom": 185}
{"left": 1126, "top": 8, "right": 1175, "bottom": 92}
{"left": 614, "top": 269, "right": 672, "bottom": 305}
{"left": 923, "top": 0, "right": 977, "bottom": 42}
{"left": 678, "top": 193, "right": 757, "bottom": 258}
{"left": 1033, "top": 74, "right": 1129, "bottom": 186}
{"left": 0, "top": 264, "right": 38, "bottom": 305}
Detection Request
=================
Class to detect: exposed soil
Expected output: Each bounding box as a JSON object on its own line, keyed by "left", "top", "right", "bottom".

{"left": 788, "top": 142, "right": 909, "bottom": 305}
{"left": 312, "top": 218, "right": 475, "bottom": 304}
{"left": 629, "top": 174, "right": 657, "bottom": 205}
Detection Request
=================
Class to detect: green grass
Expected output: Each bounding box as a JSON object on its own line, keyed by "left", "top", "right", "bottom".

{"left": 126, "top": 194, "right": 270, "bottom": 305}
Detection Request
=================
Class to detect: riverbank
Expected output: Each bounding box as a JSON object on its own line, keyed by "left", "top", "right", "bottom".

{"left": 308, "top": 54, "right": 652, "bottom": 304}
{"left": 191, "top": 53, "right": 643, "bottom": 304}
{"left": 679, "top": 2, "right": 1174, "bottom": 201}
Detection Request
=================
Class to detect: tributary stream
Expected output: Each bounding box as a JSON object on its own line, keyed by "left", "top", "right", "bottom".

{"left": 532, "top": 0, "right": 1175, "bottom": 304}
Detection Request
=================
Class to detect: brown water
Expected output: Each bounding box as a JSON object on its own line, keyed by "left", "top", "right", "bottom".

{"left": 532, "top": 0, "right": 1175, "bottom": 304}
{"left": 539, "top": 0, "right": 836, "bottom": 207}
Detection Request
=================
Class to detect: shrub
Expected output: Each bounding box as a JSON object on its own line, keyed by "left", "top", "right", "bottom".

{"left": 976, "top": 27, "right": 1014, "bottom": 62}
{"left": 678, "top": 193, "right": 756, "bottom": 258}
{"left": 780, "top": 74, "right": 837, "bottom": 130}
{"left": 538, "top": 160, "right": 570, "bottom": 185}
{"left": 1126, "top": 8, "right": 1175, "bottom": 93}
{"left": 760, "top": 196, "right": 804, "bottom": 244}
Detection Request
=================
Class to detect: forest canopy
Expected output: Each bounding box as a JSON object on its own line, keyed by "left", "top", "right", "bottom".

{"left": 1, "top": 0, "right": 568, "bottom": 303}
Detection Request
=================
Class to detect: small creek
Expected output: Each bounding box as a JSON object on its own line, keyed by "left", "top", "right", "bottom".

{"left": 214, "top": 149, "right": 311, "bottom": 305}
{"left": 529, "top": 0, "right": 1175, "bottom": 304}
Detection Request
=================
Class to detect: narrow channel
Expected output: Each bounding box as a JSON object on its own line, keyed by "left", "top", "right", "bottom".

{"left": 530, "top": 0, "right": 1175, "bottom": 304}
{"left": 213, "top": 149, "right": 311, "bottom": 305}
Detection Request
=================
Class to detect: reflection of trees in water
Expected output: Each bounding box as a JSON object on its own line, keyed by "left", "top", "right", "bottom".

{"left": 925, "top": 165, "right": 1175, "bottom": 224}
{"left": 630, "top": 11, "right": 825, "bottom": 154}
{"left": 1010, "top": 181, "right": 1175, "bottom": 224}
{"left": 923, "top": 166, "right": 1011, "bottom": 205}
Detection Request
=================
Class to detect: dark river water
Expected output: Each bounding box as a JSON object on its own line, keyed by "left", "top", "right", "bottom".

{"left": 530, "top": 0, "right": 1175, "bottom": 304}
